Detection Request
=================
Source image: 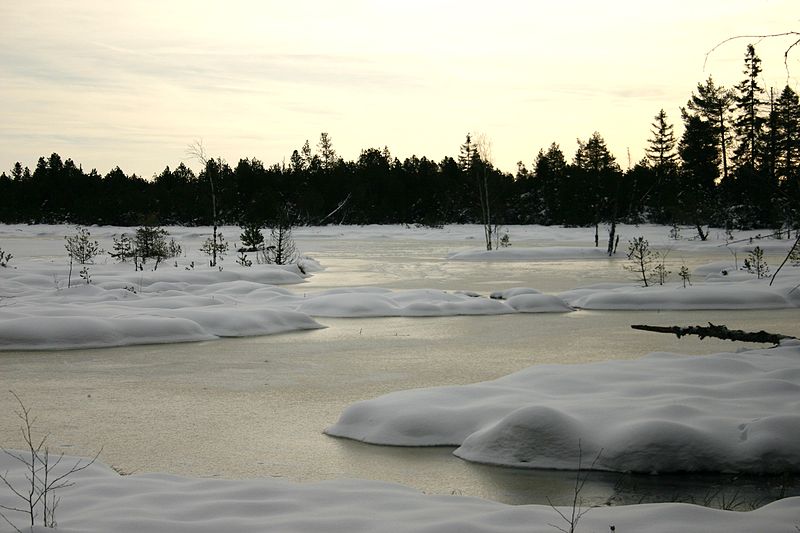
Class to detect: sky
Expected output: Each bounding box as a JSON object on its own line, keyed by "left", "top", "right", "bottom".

{"left": 1, "top": 1, "right": 798, "bottom": 178}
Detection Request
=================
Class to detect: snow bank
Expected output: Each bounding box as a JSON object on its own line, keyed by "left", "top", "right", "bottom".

{"left": 0, "top": 453, "right": 796, "bottom": 533}
{"left": 0, "top": 265, "right": 324, "bottom": 350}
{"left": 1, "top": 274, "right": 576, "bottom": 349}
{"left": 561, "top": 283, "right": 795, "bottom": 310}
{"left": 327, "top": 342, "right": 800, "bottom": 474}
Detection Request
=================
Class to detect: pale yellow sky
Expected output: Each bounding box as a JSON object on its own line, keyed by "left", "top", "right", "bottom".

{"left": 1, "top": 1, "right": 797, "bottom": 178}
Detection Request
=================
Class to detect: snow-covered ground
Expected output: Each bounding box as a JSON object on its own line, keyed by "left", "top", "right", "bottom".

{"left": 0, "top": 452, "right": 798, "bottom": 533}
{"left": 1, "top": 223, "right": 799, "bottom": 531}
{"left": 1, "top": 223, "right": 797, "bottom": 349}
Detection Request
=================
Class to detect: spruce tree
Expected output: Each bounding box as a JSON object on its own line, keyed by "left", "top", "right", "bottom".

{"left": 774, "top": 85, "right": 800, "bottom": 227}
{"left": 732, "top": 45, "right": 766, "bottom": 169}
{"left": 317, "top": 132, "right": 337, "bottom": 170}
{"left": 775, "top": 85, "right": 800, "bottom": 185}
{"left": 678, "top": 112, "right": 720, "bottom": 239}
{"left": 645, "top": 109, "right": 677, "bottom": 169}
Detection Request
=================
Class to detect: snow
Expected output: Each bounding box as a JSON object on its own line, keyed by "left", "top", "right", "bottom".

{"left": 1, "top": 223, "right": 800, "bottom": 530}
{"left": 327, "top": 341, "right": 800, "bottom": 474}
{"left": 0, "top": 453, "right": 797, "bottom": 533}
{"left": 0, "top": 265, "right": 324, "bottom": 350}
{"left": 3, "top": 224, "right": 797, "bottom": 349}
{"left": 560, "top": 282, "right": 796, "bottom": 310}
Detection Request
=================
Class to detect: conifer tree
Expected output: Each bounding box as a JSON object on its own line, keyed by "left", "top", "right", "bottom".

{"left": 678, "top": 112, "right": 720, "bottom": 239}
{"left": 732, "top": 44, "right": 766, "bottom": 169}
{"left": 317, "top": 132, "right": 337, "bottom": 170}
{"left": 686, "top": 76, "right": 734, "bottom": 182}
{"left": 775, "top": 85, "right": 800, "bottom": 185}
{"left": 646, "top": 109, "right": 677, "bottom": 169}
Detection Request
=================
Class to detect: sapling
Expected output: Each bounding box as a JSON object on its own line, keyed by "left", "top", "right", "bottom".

{"left": 546, "top": 441, "right": 602, "bottom": 533}
{"left": 132, "top": 226, "right": 171, "bottom": 270}
{"left": 109, "top": 234, "right": 133, "bottom": 262}
{"left": 267, "top": 207, "right": 298, "bottom": 265}
{"left": 742, "top": 246, "right": 769, "bottom": 279}
{"left": 624, "top": 236, "right": 653, "bottom": 287}
{"left": 679, "top": 264, "right": 692, "bottom": 288}
{"left": 0, "top": 393, "right": 99, "bottom": 531}
{"left": 65, "top": 227, "right": 102, "bottom": 287}
{"left": 79, "top": 266, "right": 91, "bottom": 284}
{"left": 236, "top": 250, "right": 252, "bottom": 267}
{"left": 64, "top": 227, "right": 102, "bottom": 265}
{"left": 239, "top": 223, "right": 265, "bottom": 252}
{"left": 200, "top": 233, "right": 229, "bottom": 266}
{"left": 651, "top": 249, "right": 671, "bottom": 285}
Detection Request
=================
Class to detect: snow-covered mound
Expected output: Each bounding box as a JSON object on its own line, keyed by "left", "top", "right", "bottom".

{"left": 0, "top": 453, "right": 796, "bottom": 533}
{"left": 293, "top": 288, "right": 570, "bottom": 317}
{"left": 560, "top": 281, "right": 797, "bottom": 310}
{"left": 0, "top": 273, "right": 576, "bottom": 349}
{"left": 0, "top": 265, "right": 324, "bottom": 350}
{"left": 327, "top": 342, "right": 800, "bottom": 474}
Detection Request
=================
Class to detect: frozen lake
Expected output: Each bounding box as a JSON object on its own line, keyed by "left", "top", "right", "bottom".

{"left": 1, "top": 224, "right": 798, "bottom": 506}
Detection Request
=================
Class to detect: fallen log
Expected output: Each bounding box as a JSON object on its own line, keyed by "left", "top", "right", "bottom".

{"left": 631, "top": 323, "right": 796, "bottom": 345}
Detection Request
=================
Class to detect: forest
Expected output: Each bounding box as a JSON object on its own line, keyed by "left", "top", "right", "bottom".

{"left": 0, "top": 45, "right": 798, "bottom": 233}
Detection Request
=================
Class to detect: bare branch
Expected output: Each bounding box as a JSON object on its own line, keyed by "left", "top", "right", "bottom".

{"left": 770, "top": 234, "right": 800, "bottom": 286}
{"left": 1, "top": 392, "right": 101, "bottom": 530}
{"left": 185, "top": 139, "right": 208, "bottom": 166}
{"left": 704, "top": 31, "right": 800, "bottom": 79}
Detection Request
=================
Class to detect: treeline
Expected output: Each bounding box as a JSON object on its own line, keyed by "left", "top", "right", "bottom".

{"left": 0, "top": 45, "right": 798, "bottom": 231}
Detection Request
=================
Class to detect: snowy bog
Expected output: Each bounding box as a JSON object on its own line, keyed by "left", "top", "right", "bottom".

{"left": 1, "top": 223, "right": 799, "bottom": 532}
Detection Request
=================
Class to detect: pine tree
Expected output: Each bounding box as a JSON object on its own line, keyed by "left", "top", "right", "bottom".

{"left": 686, "top": 76, "right": 734, "bottom": 182}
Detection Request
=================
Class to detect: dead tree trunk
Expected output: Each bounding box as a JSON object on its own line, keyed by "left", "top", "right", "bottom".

{"left": 631, "top": 323, "right": 795, "bottom": 345}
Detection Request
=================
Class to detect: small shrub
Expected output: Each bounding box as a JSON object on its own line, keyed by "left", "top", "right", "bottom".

{"left": 64, "top": 226, "right": 101, "bottom": 265}
{"left": 200, "top": 233, "right": 229, "bottom": 266}
{"left": 651, "top": 250, "right": 671, "bottom": 286}
{"left": 236, "top": 250, "right": 252, "bottom": 267}
{"left": 679, "top": 264, "right": 692, "bottom": 288}
{"left": 0, "top": 247, "right": 12, "bottom": 268}
{"left": 109, "top": 234, "right": 133, "bottom": 262}
{"left": 742, "top": 246, "right": 769, "bottom": 279}
{"left": 239, "top": 223, "right": 265, "bottom": 252}
{"left": 133, "top": 226, "right": 171, "bottom": 270}
{"left": 167, "top": 238, "right": 182, "bottom": 258}
{"left": 79, "top": 266, "right": 91, "bottom": 284}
